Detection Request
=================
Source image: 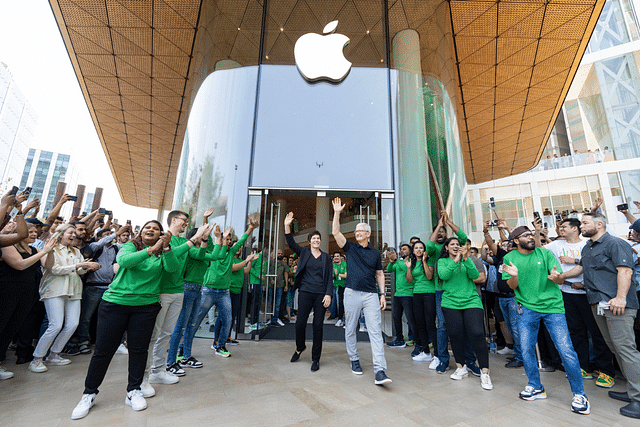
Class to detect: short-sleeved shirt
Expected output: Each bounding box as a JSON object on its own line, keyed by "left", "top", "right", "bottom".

{"left": 545, "top": 239, "right": 586, "bottom": 295}
{"left": 502, "top": 247, "right": 564, "bottom": 314}
{"left": 580, "top": 232, "right": 639, "bottom": 308}
{"left": 387, "top": 259, "right": 413, "bottom": 296}
{"left": 333, "top": 261, "right": 347, "bottom": 287}
{"left": 342, "top": 240, "right": 383, "bottom": 294}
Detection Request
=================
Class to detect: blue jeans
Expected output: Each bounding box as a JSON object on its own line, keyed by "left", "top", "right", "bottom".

{"left": 435, "top": 290, "right": 476, "bottom": 365}
{"left": 167, "top": 283, "right": 202, "bottom": 364}
{"left": 72, "top": 285, "right": 109, "bottom": 344}
{"left": 189, "top": 287, "right": 231, "bottom": 349}
{"left": 270, "top": 287, "right": 284, "bottom": 324}
{"left": 499, "top": 297, "right": 523, "bottom": 361}
{"left": 518, "top": 306, "right": 584, "bottom": 394}
{"left": 329, "top": 287, "right": 338, "bottom": 318}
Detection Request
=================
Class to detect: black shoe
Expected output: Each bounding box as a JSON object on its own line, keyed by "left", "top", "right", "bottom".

{"left": 311, "top": 361, "right": 319, "bottom": 371}
{"left": 374, "top": 370, "right": 392, "bottom": 385}
{"left": 609, "top": 391, "right": 631, "bottom": 402}
{"left": 290, "top": 347, "right": 306, "bottom": 363}
{"left": 16, "top": 356, "right": 33, "bottom": 365}
{"left": 78, "top": 344, "right": 91, "bottom": 354}
{"left": 620, "top": 401, "right": 640, "bottom": 418}
{"left": 505, "top": 359, "right": 524, "bottom": 368}
{"left": 60, "top": 345, "right": 81, "bottom": 356}
{"left": 539, "top": 361, "right": 555, "bottom": 372}
{"left": 351, "top": 360, "right": 363, "bottom": 375}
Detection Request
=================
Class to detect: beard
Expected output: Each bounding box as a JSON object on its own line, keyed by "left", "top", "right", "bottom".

{"left": 520, "top": 240, "right": 535, "bottom": 250}
{"left": 581, "top": 227, "right": 596, "bottom": 237}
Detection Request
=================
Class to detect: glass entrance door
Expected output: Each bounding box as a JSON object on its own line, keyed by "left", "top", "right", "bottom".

{"left": 257, "top": 191, "right": 282, "bottom": 335}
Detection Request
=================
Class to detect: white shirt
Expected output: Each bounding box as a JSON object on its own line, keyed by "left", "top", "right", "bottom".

{"left": 545, "top": 239, "right": 587, "bottom": 295}
{"left": 39, "top": 244, "right": 86, "bottom": 300}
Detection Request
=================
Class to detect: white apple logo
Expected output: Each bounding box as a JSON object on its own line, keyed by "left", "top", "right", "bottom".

{"left": 294, "top": 21, "right": 351, "bottom": 83}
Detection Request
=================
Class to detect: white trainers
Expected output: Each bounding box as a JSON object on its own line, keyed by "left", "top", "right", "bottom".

{"left": 115, "top": 344, "right": 129, "bottom": 355}
{"left": 140, "top": 378, "right": 156, "bottom": 397}
{"left": 429, "top": 356, "right": 440, "bottom": 370}
{"left": 45, "top": 354, "right": 71, "bottom": 365}
{"left": 29, "top": 359, "right": 48, "bottom": 373}
{"left": 125, "top": 389, "right": 147, "bottom": 411}
{"left": 450, "top": 365, "right": 468, "bottom": 380}
{"left": 412, "top": 351, "right": 433, "bottom": 362}
{"left": 71, "top": 393, "right": 96, "bottom": 419}
{"left": 148, "top": 370, "right": 179, "bottom": 384}
{"left": 481, "top": 371, "right": 493, "bottom": 390}
{"left": 335, "top": 319, "right": 344, "bottom": 327}
{"left": 276, "top": 318, "right": 285, "bottom": 327}
{"left": 497, "top": 346, "right": 514, "bottom": 355}
{"left": 359, "top": 324, "right": 367, "bottom": 332}
{"left": 0, "top": 366, "right": 14, "bottom": 380}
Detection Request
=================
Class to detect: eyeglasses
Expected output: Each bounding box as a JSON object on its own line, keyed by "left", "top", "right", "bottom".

{"left": 176, "top": 217, "right": 188, "bottom": 223}
{"left": 519, "top": 233, "right": 533, "bottom": 238}
{"left": 355, "top": 229, "right": 369, "bottom": 233}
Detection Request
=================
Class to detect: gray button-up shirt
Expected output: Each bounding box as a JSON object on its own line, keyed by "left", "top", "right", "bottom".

{"left": 581, "top": 232, "right": 639, "bottom": 308}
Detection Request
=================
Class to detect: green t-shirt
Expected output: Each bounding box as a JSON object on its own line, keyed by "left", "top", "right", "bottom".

{"left": 201, "top": 233, "right": 250, "bottom": 289}
{"left": 250, "top": 253, "right": 263, "bottom": 285}
{"left": 333, "top": 261, "right": 347, "bottom": 288}
{"left": 411, "top": 260, "right": 435, "bottom": 294}
{"left": 183, "top": 243, "right": 217, "bottom": 286}
{"left": 427, "top": 229, "right": 468, "bottom": 290}
{"left": 158, "top": 235, "right": 197, "bottom": 294}
{"left": 502, "top": 247, "right": 564, "bottom": 314}
{"left": 437, "top": 257, "right": 482, "bottom": 310}
{"left": 103, "top": 242, "right": 179, "bottom": 306}
{"left": 229, "top": 258, "right": 245, "bottom": 295}
{"left": 387, "top": 259, "right": 413, "bottom": 296}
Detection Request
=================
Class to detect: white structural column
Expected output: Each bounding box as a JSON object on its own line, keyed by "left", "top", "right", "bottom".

{"left": 392, "top": 29, "right": 421, "bottom": 74}
{"left": 315, "top": 197, "right": 330, "bottom": 253}
{"left": 276, "top": 199, "right": 286, "bottom": 250}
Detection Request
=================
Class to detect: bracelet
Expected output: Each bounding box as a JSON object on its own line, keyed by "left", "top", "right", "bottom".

{"left": 163, "top": 245, "right": 171, "bottom": 252}
{"left": 189, "top": 238, "right": 196, "bottom": 245}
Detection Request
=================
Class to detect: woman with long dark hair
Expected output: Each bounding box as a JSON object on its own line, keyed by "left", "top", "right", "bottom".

{"left": 284, "top": 212, "right": 332, "bottom": 372}
{"left": 437, "top": 237, "right": 492, "bottom": 390}
{"left": 71, "top": 220, "right": 208, "bottom": 419}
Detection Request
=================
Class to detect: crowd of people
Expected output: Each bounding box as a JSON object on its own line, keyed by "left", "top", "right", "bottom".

{"left": 1, "top": 187, "right": 640, "bottom": 420}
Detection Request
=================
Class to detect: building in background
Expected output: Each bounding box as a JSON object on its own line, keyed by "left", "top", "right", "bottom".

{"left": 0, "top": 62, "right": 38, "bottom": 188}
{"left": 19, "top": 148, "right": 80, "bottom": 219}
{"left": 83, "top": 192, "right": 94, "bottom": 216}
{"left": 468, "top": 0, "right": 640, "bottom": 242}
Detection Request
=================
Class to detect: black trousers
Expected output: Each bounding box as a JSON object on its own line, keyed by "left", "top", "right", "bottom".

{"left": 413, "top": 293, "right": 437, "bottom": 354}
{"left": 84, "top": 300, "right": 160, "bottom": 394}
{"left": 563, "top": 291, "right": 614, "bottom": 375}
{"left": 442, "top": 307, "right": 488, "bottom": 369}
{"left": 295, "top": 291, "right": 325, "bottom": 362}
{"left": 250, "top": 284, "right": 262, "bottom": 324}
{"left": 337, "top": 286, "right": 345, "bottom": 320}
{"left": 392, "top": 296, "right": 415, "bottom": 343}
{"left": 14, "top": 297, "right": 46, "bottom": 360}
{"left": 0, "top": 281, "right": 35, "bottom": 361}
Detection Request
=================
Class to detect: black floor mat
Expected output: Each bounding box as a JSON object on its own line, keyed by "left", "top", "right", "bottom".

{"left": 259, "top": 322, "right": 371, "bottom": 342}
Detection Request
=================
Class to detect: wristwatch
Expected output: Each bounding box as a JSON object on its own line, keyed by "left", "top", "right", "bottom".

{"left": 574, "top": 258, "right": 579, "bottom": 264}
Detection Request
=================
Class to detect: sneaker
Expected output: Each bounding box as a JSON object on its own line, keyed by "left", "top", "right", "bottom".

{"left": 227, "top": 337, "right": 240, "bottom": 345}
{"left": 71, "top": 393, "right": 96, "bottom": 420}
{"left": 481, "top": 370, "right": 493, "bottom": 390}
{"left": 78, "top": 344, "right": 91, "bottom": 354}
{"left": 45, "top": 354, "right": 71, "bottom": 366}
{"left": 359, "top": 324, "right": 367, "bottom": 333}
{"left": 179, "top": 356, "right": 203, "bottom": 368}
{"left": 276, "top": 318, "right": 285, "bottom": 327}
{"left": 29, "top": 359, "right": 48, "bottom": 373}
{"left": 539, "top": 361, "right": 555, "bottom": 372}
{"left": 595, "top": 371, "right": 615, "bottom": 388}
{"left": 177, "top": 346, "right": 184, "bottom": 359}
{"left": 140, "top": 378, "right": 155, "bottom": 397}
{"left": 581, "top": 368, "right": 592, "bottom": 379}
{"left": 115, "top": 344, "right": 128, "bottom": 355}
{"left": 519, "top": 385, "right": 547, "bottom": 401}
{"left": 149, "top": 370, "right": 179, "bottom": 384}
{"left": 335, "top": 319, "right": 344, "bottom": 327}
{"left": 429, "top": 357, "right": 440, "bottom": 370}
{"left": 436, "top": 361, "right": 448, "bottom": 374}
{"left": 215, "top": 347, "right": 231, "bottom": 358}
{"left": 497, "top": 346, "right": 514, "bottom": 355}
{"left": 0, "top": 366, "right": 14, "bottom": 380}
{"left": 467, "top": 361, "right": 481, "bottom": 377}
{"left": 405, "top": 340, "right": 415, "bottom": 346}
{"left": 125, "top": 389, "right": 147, "bottom": 411}
{"left": 351, "top": 360, "right": 363, "bottom": 375}
{"left": 450, "top": 365, "right": 468, "bottom": 380}
{"left": 60, "top": 344, "right": 80, "bottom": 356}
{"left": 166, "top": 362, "right": 186, "bottom": 376}
{"left": 591, "top": 369, "right": 600, "bottom": 379}
{"left": 374, "top": 370, "right": 392, "bottom": 385}
{"left": 386, "top": 340, "right": 406, "bottom": 348}
{"left": 311, "top": 361, "right": 319, "bottom": 371}
{"left": 505, "top": 359, "right": 524, "bottom": 368}
{"left": 411, "top": 345, "right": 422, "bottom": 357}
{"left": 571, "top": 394, "right": 590, "bottom": 415}
{"left": 412, "top": 351, "right": 433, "bottom": 362}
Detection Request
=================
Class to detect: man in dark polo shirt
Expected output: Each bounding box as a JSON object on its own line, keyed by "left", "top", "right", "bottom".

{"left": 331, "top": 198, "right": 391, "bottom": 385}
{"left": 561, "top": 212, "right": 640, "bottom": 419}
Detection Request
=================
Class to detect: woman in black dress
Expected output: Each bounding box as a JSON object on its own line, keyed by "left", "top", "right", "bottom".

{"left": 284, "top": 212, "right": 333, "bottom": 371}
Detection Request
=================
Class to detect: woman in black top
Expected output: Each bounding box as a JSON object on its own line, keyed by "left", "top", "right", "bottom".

{"left": 284, "top": 212, "right": 333, "bottom": 371}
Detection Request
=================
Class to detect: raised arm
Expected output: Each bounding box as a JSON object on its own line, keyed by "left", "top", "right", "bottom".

{"left": 404, "top": 258, "right": 414, "bottom": 283}
{"left": 2, "top": 239, "right": 55, "bottom": 271}
{"left": 0, "top": 204, "right": 28, "bottom": 247}
{"left": 483, "top": 221, "right": 498, "bottom": 256}
{"left": 497, "top": 219, "right": 510, "bottom": 243}
{"left": 619, "top": 207, "right": 637, "bottom": 224}
{"left": 44, "top": 194, "right": 72, "bottom": 228}
{"left": 331, "top": 198, "right": 347, "bottom": 248}
{"left": 429, "top": 214, "right": 445, "bottom": 243}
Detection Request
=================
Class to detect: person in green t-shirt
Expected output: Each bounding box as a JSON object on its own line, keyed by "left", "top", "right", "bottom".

{"left": 332, "top": 252, "right": 347, "bottom": 326}
{"left": 436, "top": 236, "right": 492, "bottom": 391}
{"left": 385, "top": 244, "right": 417, "bottom": 349}
{"left": 249, "top": 249, "right": 264, "bottom": 326}
{"left": 501, "top": 225, "right": 589, "bottom": 414}
{"left": 229, "top": 248, "right": 259, "bottom": 343}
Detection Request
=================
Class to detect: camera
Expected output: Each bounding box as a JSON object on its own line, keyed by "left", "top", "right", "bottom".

{"left": 69, "top": 196, "right": 78, "bottom": 202}
{"left": 24, "top": 187, "right": 32, "bottom": 196}
{"left": 489, "top": 197, "right": 496, "bottom": 209}
{"left": 617, "top": 203, "right": 629, "bottom": 211}
{"left": 533, "top": 211, "right": 540, "bottom": 220}
{"left": 99, "top": 208, "right": 106, "bottom": 214}
{"left": 9, "top": 186, "right": 18, "bottom": 195}
{"left": 489, "top": 220, "right": 499, "bottom": 227}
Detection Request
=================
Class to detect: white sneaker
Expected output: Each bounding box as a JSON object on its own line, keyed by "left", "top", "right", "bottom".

{"left": 149, "top": 370, "right": 179, "bottom": 384}
{"left": 335, "top": 319, "right": 344, "bottom": 327}
{"left": 496, "top": 346, "right": 514, "bottom": 355}
{"left": 276, "top": 318, "right": 285, "bottom": 327}
{"left": 0, "top": 366, "right": 14, "bottom": 380}
{"left": 140, "top": 378, "right": 155, "bottom": 397}
{"left": 450, "top": 365, "right": 468, "bottom": 380}
{"left": 481, "top": 371, "right": 493, "bottom": 390}
{"left": 29, "top": 359, "right": 48, "bottom": 373}
{"left": 116, "top": 344, "right": 129, "bottom": 355}
{"left": 71, "top": 393, "right": 96, "bottom": 419}
{"left": 359, "top": 325, "right": 367, "bottom": 332}
{"left": 125, "top": 389, "right": 147, "bottom": 411}
{"left": 45, "top": 354, "right": 71, "bottom": 366}
{"left": 412, "top": 351, "right": 432, "bottom": 362}
{"left": 429, "top": 356, "right": 441, "bottom": 370}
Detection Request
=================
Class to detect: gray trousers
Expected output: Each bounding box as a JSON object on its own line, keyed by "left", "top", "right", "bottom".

{"left": 591, "top": 305, "right": 640, "bottom": 401}
{"left": 344, "top": 288, "right": 387, "bottom": 373}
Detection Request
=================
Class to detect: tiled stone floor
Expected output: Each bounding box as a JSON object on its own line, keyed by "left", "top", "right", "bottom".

{"left": 1, "top": 338, "right": 638, "bottom": 426}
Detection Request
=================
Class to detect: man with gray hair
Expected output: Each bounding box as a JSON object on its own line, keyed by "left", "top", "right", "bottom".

{"left": 332, "top": 198, "right": 391, "bottom": 385}
{"left": 561, "top": 211, "right": 640, "bottom": 419}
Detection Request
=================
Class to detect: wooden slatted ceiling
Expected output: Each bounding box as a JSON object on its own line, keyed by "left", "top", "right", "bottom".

{"left": 50, "top": 0, "right": 604, "bottom": 208}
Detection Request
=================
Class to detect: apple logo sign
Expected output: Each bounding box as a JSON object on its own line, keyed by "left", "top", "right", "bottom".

{"left": 294, "top": 21, "right": 351, "bottom": 83}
